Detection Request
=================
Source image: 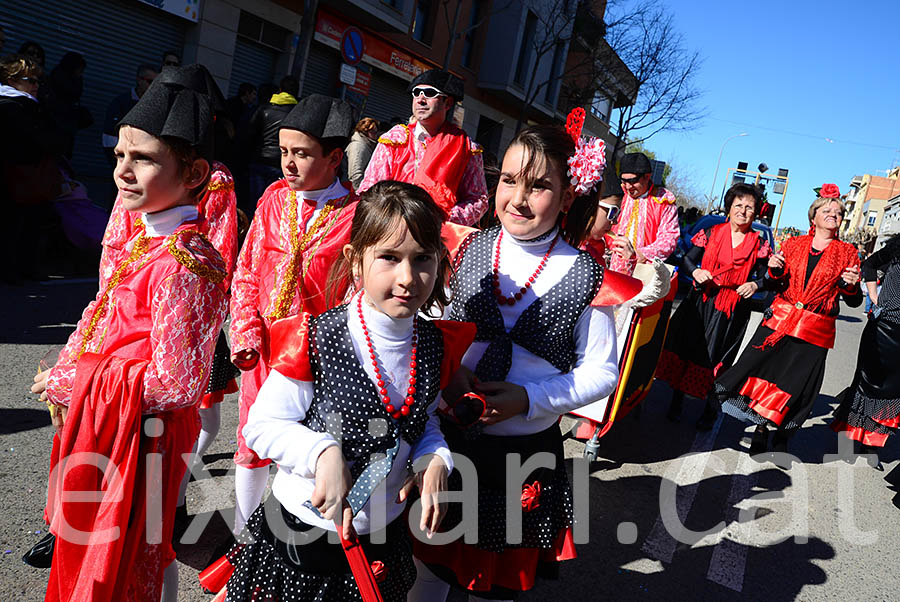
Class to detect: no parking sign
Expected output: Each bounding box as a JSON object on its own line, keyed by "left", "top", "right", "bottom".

{"left": 341, "top": 27, "right": 364, "bottom": 66}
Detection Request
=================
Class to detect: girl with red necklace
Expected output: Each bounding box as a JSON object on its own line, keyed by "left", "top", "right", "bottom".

{"left": 215, "top": 181, "right": 474, "bottom": 602}
{"left": 657, "top": 182, "right": 772, "bottom": 430}
{"left": 410, "top": 114, "right": 641, "bottom": 601}
{"left": 715, "top": 184, "right": 862, "bottom": 456}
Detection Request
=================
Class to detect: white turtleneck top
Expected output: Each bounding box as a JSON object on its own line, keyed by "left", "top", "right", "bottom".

{"left": 452, "top": 226, "right": 619, "bottom": 436}
{"left": 244, "top": 290, "right": 452, "bottom": 534}
{"left": 141, "top": 204, "right": 198, "bottom": 237}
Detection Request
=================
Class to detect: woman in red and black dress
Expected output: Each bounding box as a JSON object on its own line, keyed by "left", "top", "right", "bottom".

{"left": 831, "top": 233, "right": 900, "bottom": 470}
{"left": 658, "top": 183, "right": 771, "bottom": 430}
{"left": 715, "top": 185, "right": 862, "bottom": 455}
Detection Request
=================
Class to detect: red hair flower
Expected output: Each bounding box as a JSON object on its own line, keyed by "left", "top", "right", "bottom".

{"left": 521, "top": 481, "right": 542, "bottom": 513}
{"left": 819, "top": 183, "right": 840, "bottom": 199}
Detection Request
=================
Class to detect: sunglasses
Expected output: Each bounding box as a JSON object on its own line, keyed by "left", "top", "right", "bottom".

{"left": 411, "top": 87, "right": 446, "bottom": 99}
{"left": 598, "top": 201, "right": 620, "bottom": 224}
{"left": 620, "top": 175, "right": 646, "bottom": 185}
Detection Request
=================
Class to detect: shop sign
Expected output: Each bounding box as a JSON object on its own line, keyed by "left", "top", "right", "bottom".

{"left": 138, "top": 0, "right": 201, "bottom": 22}
{"left": 315, "top": 10, "right": 433, "bottom": 81}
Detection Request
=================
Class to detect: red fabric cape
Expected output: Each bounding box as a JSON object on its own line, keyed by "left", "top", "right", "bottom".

{"left": 390, "top": 122, "right": 471, "bottom": 217}
{"left": 45, "top": 353, "right": 147, "bottom": 602}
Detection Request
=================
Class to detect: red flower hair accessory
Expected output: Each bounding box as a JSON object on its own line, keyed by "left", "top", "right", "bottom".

{"left": 818, "top": 183, "right": 840, "bottom": 198}
{"left": 521, "top": 481, "right": 542, "bottom": 512}
{"left": 565, "top": 108, "right": 607, "bottom": 195}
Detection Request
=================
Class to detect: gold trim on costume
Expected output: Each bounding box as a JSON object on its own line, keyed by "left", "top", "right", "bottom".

{"left": 377, "top": 124, "right": 410, "bottom": 146}
{"left": 166, "top": 230, "right": 226, "bottom": 284}
{"left": 267, "top": 191, "right": 351, "bottom": 320}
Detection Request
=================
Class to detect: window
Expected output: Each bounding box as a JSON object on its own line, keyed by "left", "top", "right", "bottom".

{"left": 412, "top": 0, "right": 434, "bottom": 44}
{"left": 514, "top": 12, "right": 538, "bottom": 86}
{"left": 590, "top": 90, "right": 611, "bottom": 122}
{"left": 462, "top": 0, "right": 484, "bottom": 69}
{"left": 544, "top": 41, "right": 566, "bottom": 105}
{"left": 237, "top": 11, "right": 290, "bottom": 51}
{"left": 867, "top": 211, "right": 877, "bottom": 227}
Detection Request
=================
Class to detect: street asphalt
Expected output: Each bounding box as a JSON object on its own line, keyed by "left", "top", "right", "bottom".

{"left": 0, "top": 278, "right": 897, "bottom": 601}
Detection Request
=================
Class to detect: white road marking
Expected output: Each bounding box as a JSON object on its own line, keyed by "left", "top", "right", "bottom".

{"left": 706, "top": 452, "right": 758, "bottom": 592}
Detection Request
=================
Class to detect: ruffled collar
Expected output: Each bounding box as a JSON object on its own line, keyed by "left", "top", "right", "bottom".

{"left": 297, "top": 178, "right": 346, "bottom": 206}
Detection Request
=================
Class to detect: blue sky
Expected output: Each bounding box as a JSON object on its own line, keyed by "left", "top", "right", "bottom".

{"left": 641, "top": 0, "right": 900, "bottom": 230}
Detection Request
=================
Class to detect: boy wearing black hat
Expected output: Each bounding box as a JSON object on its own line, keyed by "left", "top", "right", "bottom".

{"left": 609, "top": 151, "right": 679, "bottom": 273}
{"left": 33, "top": 64, "right": 236, "bottom": 602}
{"left": 358, "top": 68, "right": 488, "bottom": 226}
{"left": 229, "top": 94, "right": 359, "bottom": 535}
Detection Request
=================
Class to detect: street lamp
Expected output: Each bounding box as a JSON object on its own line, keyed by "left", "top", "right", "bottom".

{"left": 706, "top": 133, "right": 748, "bottom": 214}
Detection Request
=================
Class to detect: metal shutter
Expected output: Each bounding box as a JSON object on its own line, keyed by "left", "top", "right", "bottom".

{"left": 361, "top": 70, "right": 410, "bottom": 124}
{"left": 0, "top": 0, "right": 187, "bottom": 193}
{"left": 302, "top": 41, "right": 341, "bottom": 98}
{"left": 228, "top": 37, "right": 279, "bottom": 97}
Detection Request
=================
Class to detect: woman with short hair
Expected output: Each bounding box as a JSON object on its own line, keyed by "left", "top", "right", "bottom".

{"left": 658, "top": 183, "right": 771, "bottom": 430}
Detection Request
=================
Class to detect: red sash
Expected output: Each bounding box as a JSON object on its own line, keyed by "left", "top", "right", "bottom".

{"left": 762, "top": 297, "right": 836, "bottom": 348}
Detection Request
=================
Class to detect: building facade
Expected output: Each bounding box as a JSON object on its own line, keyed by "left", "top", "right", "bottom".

{"left": 1, "top": 0, "right": 634, "bottom": 202}
{"left": 841, "top": 168, "right": 900, "bottom": 251}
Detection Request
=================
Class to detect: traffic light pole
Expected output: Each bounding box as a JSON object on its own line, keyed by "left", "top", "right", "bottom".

{"left": 773, "top": 177, "right": 790, "bottom": 233}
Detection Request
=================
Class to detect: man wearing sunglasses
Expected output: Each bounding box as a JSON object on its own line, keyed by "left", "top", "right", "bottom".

{"left": 608, "top": 151, "right": 679, "bottom": 273}
{"left": 582, "top": 177, "right": 638, "bottom": 274}
{"left": 358, "top": 69, "right": 487, "bottom": 226}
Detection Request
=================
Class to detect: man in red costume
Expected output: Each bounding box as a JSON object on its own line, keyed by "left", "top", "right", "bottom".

{"left": 609, "top": 152, "right": 679, "bottom": 273}
{"left": 228, "top": 94, "right": 358, "bottom": 535}
{"left": 34, "top": 64, "right": 236, "bottom": 602}
{"left": 358, "top": 68, "right": 488, "bottom": 226}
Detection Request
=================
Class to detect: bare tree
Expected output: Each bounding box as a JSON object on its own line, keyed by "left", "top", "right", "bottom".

{"left": 604, "top": 0, "right": 705, "bottom": 160}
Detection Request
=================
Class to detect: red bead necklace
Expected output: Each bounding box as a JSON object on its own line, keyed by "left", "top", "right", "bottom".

{"left": 357, "top": 294, "right": 417, "bottom": 420}
{"left": 492, "top": 230, "right": 558, "bottom": 306}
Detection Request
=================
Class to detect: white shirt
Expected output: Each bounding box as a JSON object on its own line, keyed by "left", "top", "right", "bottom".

{"left": 453, "top": 227, "right": 620, "bottom": 436}
{"left": 243, "top": 291, "right": 453, "bottom": 534}
{"left": 297, "top": 178, "right": 351, "bottom": 232}
{"left": 141, "top": 205, "right": 198, "bottom": 237}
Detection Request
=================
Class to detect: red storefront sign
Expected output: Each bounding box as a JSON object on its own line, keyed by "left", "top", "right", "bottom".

{"left": 314, "top": 9, "right": 433, "bottom": 81}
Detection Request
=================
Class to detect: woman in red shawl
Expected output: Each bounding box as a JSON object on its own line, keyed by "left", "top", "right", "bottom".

{"left": 657, "top": 183, "right": 771, "bottom": 430}
{"left": 716, "top": 184, "right": 862, "bottom": 456}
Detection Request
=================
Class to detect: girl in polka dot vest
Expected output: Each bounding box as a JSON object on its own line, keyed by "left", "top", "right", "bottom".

{"left": 410, "top": 124, "right": 641, "bottom": 601}
{"left": 216, "top": 181, "right": 475, "bottom": 602}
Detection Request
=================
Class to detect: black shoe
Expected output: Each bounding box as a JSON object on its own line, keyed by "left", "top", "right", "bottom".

{"left": 695, "top": 405, "right": 718, "bottom": 432}
{"left": 860, "top": 444, "right": 884, "bottom": 471}
{"left": 22, "top": 532, "right": 55, "bottom": 568}
{"left": 749, "top": 426, "right": 769, "bottom": 456}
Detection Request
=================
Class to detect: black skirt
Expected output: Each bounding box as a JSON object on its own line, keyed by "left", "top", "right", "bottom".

{"left": 225, "top": 498, "right": 416, "bottom": 602}
{"left": 656, "top": 288, "right": 754, "bottom": 399}
{"left": 715, "top": 324, "right": 827, "bottom": 430}
{"left": 831, "top": 314, "right": 900, "bottom": 446}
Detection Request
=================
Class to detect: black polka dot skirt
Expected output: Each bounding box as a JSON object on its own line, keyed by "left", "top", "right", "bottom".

{"left": 437, "top": 421, "right": 573, "bottom": 552}
{"left": 225, "top": 497, "right": 416, "bottom": 602}
{"left": 206, "top": 329, "right": 240, "bottom": 394}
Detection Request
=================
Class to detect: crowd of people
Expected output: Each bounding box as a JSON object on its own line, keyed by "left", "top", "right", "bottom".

{"left": 9, "top": 49, "right": 896, "bottom": 602}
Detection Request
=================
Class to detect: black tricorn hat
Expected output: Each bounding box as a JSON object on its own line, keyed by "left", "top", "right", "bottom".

{"left": 117, "top": 64, "right": 224, "bottom": 161}
{"left": 279, "top": 94, "right": 354, "bottom": 146}
{"left": 620, "top": 152, "right": 652, "bottom": 175}
{"left": 408, "top": 69, "right": 464, "bottom": 102}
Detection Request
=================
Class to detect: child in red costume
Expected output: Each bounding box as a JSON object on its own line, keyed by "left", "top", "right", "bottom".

{"left": 228, "top": 94, "right": 358, "bottom": 534}
{"left": 32, "top": 65, "right": 236, "bottom": 602}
